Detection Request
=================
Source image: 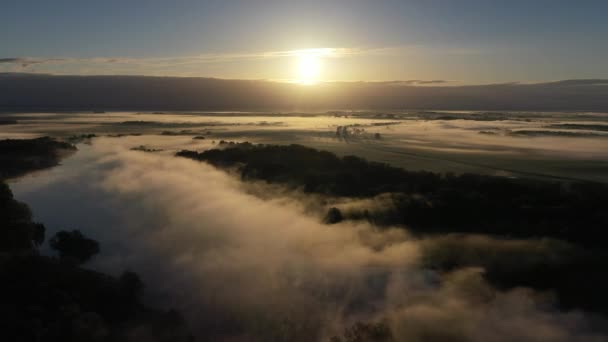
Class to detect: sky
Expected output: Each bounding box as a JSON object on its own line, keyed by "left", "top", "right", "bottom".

{"left": 2, "top": 0, "right": 608, "bottom": 84}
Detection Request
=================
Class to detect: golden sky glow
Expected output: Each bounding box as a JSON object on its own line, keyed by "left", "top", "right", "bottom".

{"left": 292, "top": 48, "right": 334, "bottom": 84}
{"left": 2, "top": 2, "right": 608, "bottom": 84}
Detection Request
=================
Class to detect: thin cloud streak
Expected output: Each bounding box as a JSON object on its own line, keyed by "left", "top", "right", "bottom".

{"left": 0, "top": 45, "right": 499, "bottom": 81}
{"left": 0, "top": 47, "right": 365, "bottom": 70}
{"left": 0, "top": 45, "right": 464, "bottom": 70}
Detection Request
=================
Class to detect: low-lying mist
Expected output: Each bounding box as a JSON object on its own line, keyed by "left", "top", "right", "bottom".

{"left": 11, "top": 137, "right": 607, "bottom": 341}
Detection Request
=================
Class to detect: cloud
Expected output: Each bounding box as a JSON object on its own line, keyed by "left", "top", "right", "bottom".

{"left": 0, "top": 45, "right": 474, "bottom": 71}
{"left": 0, "top": 48, "right": 362, "bottom": 72}
{"left": 0, "top": 57, "right": 66, "bottom": 67}
{"left": 545, "top": 79, "right": 608, "bottom": 87}
{"left": 381, "top": 79, "right": 451, "bottom": 85}
{"left": 0, "top": 58, "right": 22, "bottom": 63}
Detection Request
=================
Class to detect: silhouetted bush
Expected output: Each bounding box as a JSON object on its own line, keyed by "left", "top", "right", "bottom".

{"left": 324, "top": 207, "right": 343, "bottom": 224}
{"left": 50, "top": 230, "right": 100, "bottom": 264}
{"left": 120, "top": 270, "right": 145, "bottom": 299}
{"left": 0, "top": 182, "right": 46, "bottom": 252}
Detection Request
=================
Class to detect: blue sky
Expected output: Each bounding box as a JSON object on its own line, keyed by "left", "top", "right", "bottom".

{"left": 2, "top": 0, "right": 607, "bottom": 83}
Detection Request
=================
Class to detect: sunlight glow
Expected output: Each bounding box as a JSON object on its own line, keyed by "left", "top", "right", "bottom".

{"left": 297, "top": 54, "right": 321, "bottom": 83}
{"left": 293, "top": 48, "right": 334, "bottom": 84}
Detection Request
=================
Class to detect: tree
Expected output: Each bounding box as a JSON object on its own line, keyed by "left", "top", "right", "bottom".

{"left": 120, "top": 271, "right": 145, "bottom": 299}
{"left": 0, "top": 181, "right": 46, "bottom": 251}
{"left": 50, "top": 230, "right": 100, "bottom": 264}
{"left": 32, "top": 222, "right": 45, "bottom": 247}
{"left": 324, "top": 207, "right": 343, "bottom": 224}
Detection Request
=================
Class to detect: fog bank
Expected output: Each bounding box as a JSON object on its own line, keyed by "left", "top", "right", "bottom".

{"left": 10, "top": 137, "right": 607, "bottom": 341}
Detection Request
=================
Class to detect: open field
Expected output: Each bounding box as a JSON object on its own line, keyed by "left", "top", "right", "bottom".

{"left": 2, "top": 111, "right": 607, "bottom": 182}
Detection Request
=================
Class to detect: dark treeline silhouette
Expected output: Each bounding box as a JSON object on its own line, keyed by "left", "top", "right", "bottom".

{"left": 50, "top": 230, "right": 101, "bottom": 264}
{"left": 0, "top": 138, "right": 192, "bottom": 341}
{"left": 2, "top": 73, "right": 608, "bottom": 111}
{"left": 177, "top": 143, "right": 608, "bottom": 247}
{"left": 0, "top": 137, "right": 77, "bottom": 179}
{"left": 177, "top": 143, "right": 608, "bottom": 314}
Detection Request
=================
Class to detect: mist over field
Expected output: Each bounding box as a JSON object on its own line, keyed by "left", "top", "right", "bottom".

{"left": 2, "top": 111, "right": 606, "bottom": 341}
{"left": 10, "top": 135, "right": 606, "bottom": 341}
{"left": 4, "top": 2, "right": 608, "bottom": 341}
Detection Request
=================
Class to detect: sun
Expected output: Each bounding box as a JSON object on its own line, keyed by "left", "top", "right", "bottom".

{"left": 293, "top": 48, "right": 332, "bottom": 84}
{"left": 297, "top": 54, "right": 321, "bottom": 84}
